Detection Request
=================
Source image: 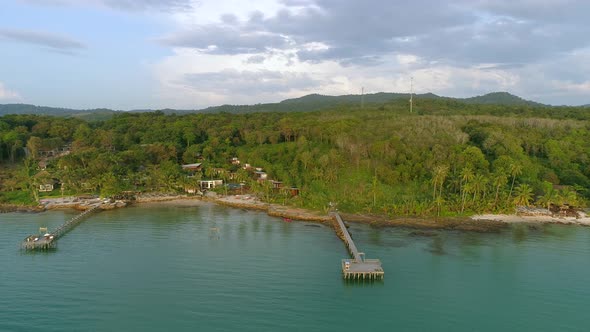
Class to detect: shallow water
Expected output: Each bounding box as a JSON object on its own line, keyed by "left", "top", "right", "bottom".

{"left": 1, "top": 203, "right": 590, "bottom": 331}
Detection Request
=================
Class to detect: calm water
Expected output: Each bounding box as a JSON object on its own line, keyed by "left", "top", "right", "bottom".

{"left": 1, "top": 202, "right": 590, "bottom": 331}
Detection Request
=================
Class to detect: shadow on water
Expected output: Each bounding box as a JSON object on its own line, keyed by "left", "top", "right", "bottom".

{"left": 457, "top": 233, "right": 485, "bottom": 259}
{"left": 425, "top": 236, "right": 447, "bottom": 255}
{"left": 367, "top": 228, "right": 382, "bottom": 246}
{"left": 342, "top": 279, "right": 385, "bottom": 287}
{"left": 251, "top": 218, "right": 260, "bottom": 233}
{"left": 19, "top": 247, "right": 57, "bottom": 256}
{"left": 512, "top": 224, "right": 528, "bottom": 243}
{"left": 264, "top": 223, "right": 274, "bottom": 240}
{"left": 387, "top": 240, "right": 409, "bottom": 248}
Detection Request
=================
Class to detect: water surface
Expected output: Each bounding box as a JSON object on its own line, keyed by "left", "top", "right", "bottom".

{"left": 1, "top": 203, "right": 589, "bottom": 331}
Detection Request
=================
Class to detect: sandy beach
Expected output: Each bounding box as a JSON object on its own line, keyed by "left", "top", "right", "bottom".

{"left": 471, "top": 213, "right": 590, "bottom": 226}
{"left": 33, "top": 193, "right": 590, "bottom": 230}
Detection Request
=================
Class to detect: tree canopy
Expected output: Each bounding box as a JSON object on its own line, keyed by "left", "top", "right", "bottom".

{"left": 1, "top": 97, "right": 589, "bottom": 216}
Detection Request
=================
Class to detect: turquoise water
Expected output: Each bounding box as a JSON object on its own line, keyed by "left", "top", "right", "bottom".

{"left": 1, "top": 202, "right": 590, "bottom": 331}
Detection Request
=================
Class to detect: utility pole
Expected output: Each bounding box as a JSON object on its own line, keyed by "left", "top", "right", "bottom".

{"left": 409, "top": 77, "right": 413, "bottom": 113}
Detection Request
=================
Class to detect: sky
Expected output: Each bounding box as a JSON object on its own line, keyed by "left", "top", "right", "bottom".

{"left": 1, "top": 0, "right": 589, "bottom": 110}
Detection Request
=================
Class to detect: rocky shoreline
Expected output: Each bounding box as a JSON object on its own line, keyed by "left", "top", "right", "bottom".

{"left": 214, "top": 195, "right": 333, "bottom": 223}
{"left": 8, "top": 193, "right": 589, "bottom": 232}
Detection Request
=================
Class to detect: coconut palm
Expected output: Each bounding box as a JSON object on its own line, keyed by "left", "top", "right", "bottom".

{"left": 492, "top": 173, "right": 508, "bottom": 209}
{"left": 508, "top": 162, "right": 523, "bottom": 199}
{"left": 513, "top": 183, "right": 533, "bottom": 207}
{"left": 536, "top": 181, "right": 559, "bottom": 210}
{"left": 431, "top": 165, "right": 449, "bottom": 201}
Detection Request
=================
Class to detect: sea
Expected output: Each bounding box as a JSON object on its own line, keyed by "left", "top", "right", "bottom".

{"left": 1, "top": 201, "right": 589, "bottom": 331}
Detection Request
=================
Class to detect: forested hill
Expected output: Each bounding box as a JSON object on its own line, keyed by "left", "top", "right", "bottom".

{"left": 461, "top": 92, "right": 545, "bottom": 106}
{"left": 2, "top": 97, "right": 590, "bottom": 215}
{"left": 200, "top": 92, "right": 544, "bottom": 113}
{"left": 1, "top": 91, "right": 546, "bottom": 117}
{"left": 0, "top": 104, "right": 117, "bottom": 121}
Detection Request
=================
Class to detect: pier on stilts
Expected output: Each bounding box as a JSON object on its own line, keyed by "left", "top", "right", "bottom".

{"left": 330, "top": 212, "right": 384, "bottom": 280}
{"left": 21, "top": 204, "right": 102, "bottom": 250}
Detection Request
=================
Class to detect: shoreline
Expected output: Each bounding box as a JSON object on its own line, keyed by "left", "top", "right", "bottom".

{"left": 471, "top": 213, "right": 590, "bottom": 226}
{"left": 10, "top": 194, "right": 590, "bottom": 231}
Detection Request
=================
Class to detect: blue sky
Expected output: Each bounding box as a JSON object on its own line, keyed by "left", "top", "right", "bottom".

{"left": 1, "top": 0, "right": 589, "bottom": 109}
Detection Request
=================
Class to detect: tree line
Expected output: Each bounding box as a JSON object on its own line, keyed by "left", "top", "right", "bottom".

{"left": 1, "top": 98, "right": 589, "bottom": 216}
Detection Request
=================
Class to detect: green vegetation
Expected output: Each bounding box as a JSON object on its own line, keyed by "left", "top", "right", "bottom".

{"left": 1, "top": 96, "right": 589, "bottom": 217}
{"left": 0, "top": 91, "right": 549, "bottom": 118}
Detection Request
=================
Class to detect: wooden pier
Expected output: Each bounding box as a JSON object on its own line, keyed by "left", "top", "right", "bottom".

{"left": 21, "top": 204, "right": 101, "bottom": 250}
{"left": 331, "top": 212, "right": 384, "bottom": 280}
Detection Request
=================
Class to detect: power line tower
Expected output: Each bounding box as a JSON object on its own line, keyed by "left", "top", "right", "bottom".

{"left": 409, "top": 77, "right": 414, "bottom": 113}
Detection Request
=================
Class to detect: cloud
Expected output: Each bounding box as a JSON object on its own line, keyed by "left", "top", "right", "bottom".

{"left": 473, "top": 0, "right": 590, "bottom": 23}
{"left": 0, "top": 28, "right": 85, "bottom": 52}
{"left": 245, "top": 55, "right": 266, "bottom": 64}
{"left": 102, "top": 0, "right": 194, "bottom": 12}
{"left": 0, "top": 82, "right": 21, "bottom": 101}
{"left": 158, "top": 0, "right": 590, "bottom": 68}
{"left": 19, "top": 0, "right": 195, "bottom": 12}
{"left": 147, "top": 0, "right": 590, "bottom": 108}
{"left": 158, "top": 24, "right": 290, "bottom": 54}
{"left": 181, "top": 69, "right": 327, "bottom": 95}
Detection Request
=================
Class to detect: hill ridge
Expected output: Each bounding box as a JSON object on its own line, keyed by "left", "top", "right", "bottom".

{"left": 0, "top": 91, "right": 550, "bottom": 118}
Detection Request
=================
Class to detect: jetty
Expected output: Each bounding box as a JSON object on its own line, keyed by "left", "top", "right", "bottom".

{"left": 330, "top": 212, "right": 384, "bottom": 280}
{"left": 21, "top": 204, "right": 101, "bottom": 250}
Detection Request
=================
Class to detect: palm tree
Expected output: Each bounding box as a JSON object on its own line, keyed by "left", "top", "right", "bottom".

{"left": 471, "top": 174, "right": 488, "bottom": 203}
{"left": 492, "top": 173, "right": 508, "bottom": 209}
{"left": 561, "top": 187, "right": 579, "bottom": 207}
{"left": 431, "top": 165, "right": 449, "bottom": 201}
{"left": 536, "top": 181, "right": 558, "bottom": 210}
{"left": 460, "top": 167, "right": 474, "bottom": 213}
{"left": 461, "top": 182, "right": 473, "bottom": 213}
{"left": 513, "top": 183, "right": 533, "bottom": 207}
{"left": 508, "top": 162, "right": 523, "bottom": 200}
{"left": 434, "top": 195, "right": 445, "bottom": 217}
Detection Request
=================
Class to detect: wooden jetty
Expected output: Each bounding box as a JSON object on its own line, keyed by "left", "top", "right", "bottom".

{"left": 331, "top": 212, "right": 384, "bottom": 280}
{"left": 21, "top": 204, "right": 101, "bottom": 250}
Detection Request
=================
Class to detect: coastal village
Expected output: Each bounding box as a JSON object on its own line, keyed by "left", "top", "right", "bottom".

{"left": 1, "top": 141, "right": 282, "bottom": 200}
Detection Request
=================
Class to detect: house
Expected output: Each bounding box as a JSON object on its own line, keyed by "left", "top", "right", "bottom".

{"left": 39, "top": 183, "right": 55, "bottom": 192}
{"left": 200, "top": 179, "right": 223, "bottom": 190}
{"left": 255, "top": 171, "right": 267, "bottom": 180}
{"left": 230, "top": 157, "right": 240, "bottom": 165}
{"left": 184, "top": 187, "right": 198, "bottom": 194}
{"left": 38, "top": 160, "right": 47, "bottom": 170}
{"left": 182, "top": 163, "right": 202, "bottom": 172}
{"left": 271, "top": 181, "right": 283, "bottom": 189}
{"left": 34, "top": 171, "right": 56, "bottom": 192}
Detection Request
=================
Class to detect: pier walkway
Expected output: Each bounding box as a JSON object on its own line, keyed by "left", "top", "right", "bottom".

{"left": 21, "top": 204, "right": 101, "bottom": 250}
{"left": 330, "top": 212, "right": 384, "bottom": 280}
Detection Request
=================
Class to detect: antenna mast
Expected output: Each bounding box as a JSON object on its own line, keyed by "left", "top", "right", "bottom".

{"left": 361, "top": 86, "right": 365, "bottom": 109}
{"left": 409, "top": 77, "right": 413, "bottom": 113}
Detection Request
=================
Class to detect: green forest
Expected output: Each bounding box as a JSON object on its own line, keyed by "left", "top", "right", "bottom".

{"left": 1, "top": 97, "right": 589, "bottom": 217}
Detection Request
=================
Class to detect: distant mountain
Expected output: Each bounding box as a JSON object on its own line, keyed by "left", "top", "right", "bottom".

{"left": 0, "top": 104, "right": 117, "bottom": 120}
{"left": 461, "top": 92, "right": 546, "bottom": 107}
{"left": 201, "top": 92, "right": 442, "bottom": 114}
{"left": 0, "top": 91, "right": 549, "bottom": 118}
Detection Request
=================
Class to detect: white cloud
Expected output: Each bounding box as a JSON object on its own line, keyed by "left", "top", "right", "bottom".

{"left": 19, "top": 0, "right": 195, "bottom": 12}
{"left": 21, "top": 0, "right": 590, "bottom": 107}
{"left": 0, "top": 28, "right": 85, "bottom": 52}
{"left": 151, "top": 43, "right": 526, "bottom": 108}
{"left": 0, "top": 82, "right": 22, "bottom": 101}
